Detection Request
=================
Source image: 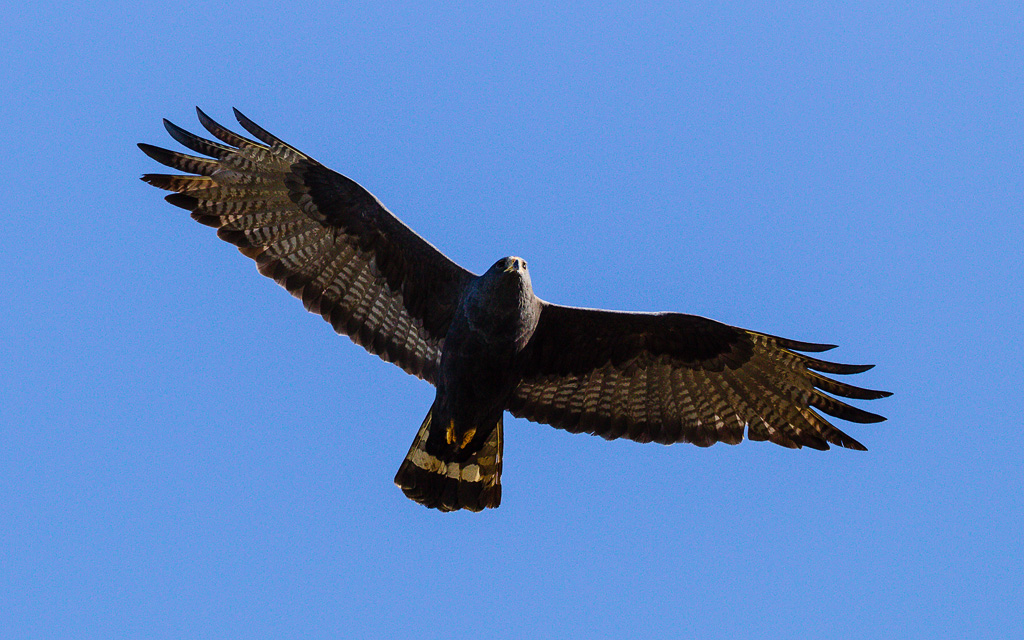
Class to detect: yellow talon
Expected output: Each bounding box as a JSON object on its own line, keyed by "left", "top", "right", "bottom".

{"left": 445, "top": 420, "right": 477, "bottom": 449}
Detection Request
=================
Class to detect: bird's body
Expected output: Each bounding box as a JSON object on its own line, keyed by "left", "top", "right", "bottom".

{"left": 436, "top": 257, "right": 540, "bottom": 446}
{"left": 396, "top": 257, "right": 540, "bottom": 510}
{"left": 140, "top": 108, "right": 891, "bottom": 512}
{"left": 441, "top": 258, "right": 539, "bottom": 416}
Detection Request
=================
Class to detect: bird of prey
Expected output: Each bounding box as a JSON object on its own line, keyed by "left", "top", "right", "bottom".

{"left": 139, "top": 108, "right": 891, "bottom": 512}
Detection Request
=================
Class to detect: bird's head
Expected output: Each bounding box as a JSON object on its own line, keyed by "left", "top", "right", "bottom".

{"left": 487, "top": 256, "right": 531, "bottom": 290}
{"left": 471, "top": 256, "right": 534, "bottom": 308}
{"left": 496, "top": 256, "right": 527, "bottom": 275}
{"left": 458, "top": 256, "right": 538, "bottom": 337}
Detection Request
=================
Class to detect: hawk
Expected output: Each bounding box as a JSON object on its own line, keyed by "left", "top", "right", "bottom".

{"left": 139, "top": 108, "right": 891, "bottom": 512}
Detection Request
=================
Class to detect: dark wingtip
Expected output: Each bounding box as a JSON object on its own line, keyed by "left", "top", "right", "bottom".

{"left": 805, "top": 359, "right": 876, "bottom": 375}
{"left": 232, "top": 108, "right": 278, "bottom": 146}
{"left": 195, "top": 106, "right": 216, "bottom": 128}
{"left": 165, "top": 193, "right": 199, "bottom": 210}
{"left": 855, "top": 389, "right": 893, "bottom": 400}
{"left": 797, "top": 342, "right": 838, "bottom": 352}
{"left": 161, "top": 118, "right": 193, "bottom": 147}
{"left": 137, "top": 143, "right": 175, "bottom": 166}
{"left": 196, "top": 106, "right": 224, "bottom": 130}
{"left": 772, "top": 335, "right": 838, "bottom": 352}
{"left": 845, "top": 408, "right": 887, "bottom": 424}
{"left": 810, "top": 372, "right": 893, "bottom": 400}
{"left": 830, "top": 427, "right": 869, "bottom": 451}
{"left": 232, "top": 107, "right": 253, "bottom": 129}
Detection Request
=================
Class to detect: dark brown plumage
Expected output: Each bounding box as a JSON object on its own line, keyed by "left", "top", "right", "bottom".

{"left": 140, "top": 108, "right": 891, "bottom": 512}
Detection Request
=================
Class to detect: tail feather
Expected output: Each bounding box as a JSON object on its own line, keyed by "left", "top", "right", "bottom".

{"left": 394, "top": 408, "right": 503, "bottom": 512}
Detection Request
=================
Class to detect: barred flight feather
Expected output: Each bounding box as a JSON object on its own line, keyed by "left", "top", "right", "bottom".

{"left": 509, "top": 305, "right": 889, "bottom": 451}
{"left": 140, "top": 108, "right": 473, "bottom": 382}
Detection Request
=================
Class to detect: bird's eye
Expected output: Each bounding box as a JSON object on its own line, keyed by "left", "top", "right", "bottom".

{"left": 521, "top": 260, "right": 527, "bottom": 269}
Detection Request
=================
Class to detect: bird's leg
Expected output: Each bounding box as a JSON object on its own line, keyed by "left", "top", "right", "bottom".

{"left": 445, "top": 419, "right": 477, "bottom": 449}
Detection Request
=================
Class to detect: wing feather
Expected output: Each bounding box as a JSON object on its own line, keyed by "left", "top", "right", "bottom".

{"left": 508, "top": 303, "right": 890, "bottom": 450}
{"left": 196, "top": 107, "right": 267, "bottom": 150}
{"left": 162, "top": 119, "right": 236, "bottom": 159}
{"left": 140, "top": 108, "right": 475, "bottom": 381}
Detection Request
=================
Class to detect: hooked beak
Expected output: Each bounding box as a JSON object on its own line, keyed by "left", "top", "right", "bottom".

{"left": 503, "top": 257, "right": 524, "bottom": 273}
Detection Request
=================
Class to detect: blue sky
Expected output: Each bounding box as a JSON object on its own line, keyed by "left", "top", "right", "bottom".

{"left": 2, "top": 1, "right": 1021, "bottom": 638}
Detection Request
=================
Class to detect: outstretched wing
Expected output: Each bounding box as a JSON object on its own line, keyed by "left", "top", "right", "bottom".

{"left": 509, "top": 303, "right": 891, "bottom": 450}
{"left": 140, "top": 108, "right": 475, "bottom": 382}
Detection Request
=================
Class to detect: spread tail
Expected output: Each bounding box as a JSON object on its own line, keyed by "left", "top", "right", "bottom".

{"left": 394, "top": 406, "right": 503, "bottom": 512}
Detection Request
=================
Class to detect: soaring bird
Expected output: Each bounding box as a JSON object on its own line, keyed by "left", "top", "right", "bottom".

{"left": 139, "top": 108, "right": 891, "bottom": 512}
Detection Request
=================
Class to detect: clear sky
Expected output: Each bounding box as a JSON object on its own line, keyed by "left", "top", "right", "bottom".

{"left": 2, "top": 1, "right": 1021, "bottom": 638}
